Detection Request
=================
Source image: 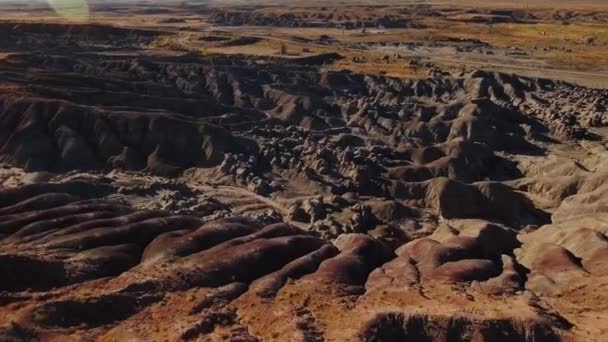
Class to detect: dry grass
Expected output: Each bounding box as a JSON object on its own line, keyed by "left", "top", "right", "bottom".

{"left": 207, "top": 39, "right": 321, "bottom": 58}
{"left": 328, "top": 51, "right": 422, "bottom": 79}
{"left": 2, "top": 0, "right": 607, "bottom": 79}
{"left": 248, "top": 18, "right": 608, "bottom": 73}
{"left": 424, "top": 21, "right": 608, "bottom": 69}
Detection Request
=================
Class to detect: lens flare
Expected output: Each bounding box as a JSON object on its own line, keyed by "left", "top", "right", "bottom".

{"left": 47, "top": 0, "right": 90, "bottom": 21}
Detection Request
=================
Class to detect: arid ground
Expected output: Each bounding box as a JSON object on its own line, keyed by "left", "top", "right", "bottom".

{"left": 0, "top": 0, "right": 607, "bottom": 341}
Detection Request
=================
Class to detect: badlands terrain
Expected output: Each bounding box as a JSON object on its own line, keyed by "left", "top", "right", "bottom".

{"left": 0, "top": 0, "right": 607, "bottom": 341}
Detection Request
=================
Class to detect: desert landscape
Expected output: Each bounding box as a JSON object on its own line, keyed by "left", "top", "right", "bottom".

{"left": 0, "top": 0, "right": 607, "bottom": 341}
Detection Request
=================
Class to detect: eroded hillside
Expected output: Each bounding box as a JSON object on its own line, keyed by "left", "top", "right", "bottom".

{"left": 0, "top": 9, "right": 607, "bottom": 342}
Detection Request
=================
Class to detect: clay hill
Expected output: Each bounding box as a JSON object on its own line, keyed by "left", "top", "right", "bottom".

{"left": 0, "top": 21, "right": 607, "bottom": 341}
